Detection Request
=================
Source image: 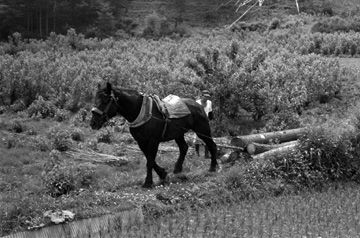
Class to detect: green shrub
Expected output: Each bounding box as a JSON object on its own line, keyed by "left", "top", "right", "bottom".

{"left": 268, "top": 18, "right": 281, "bottom": 30}
{"left": 54, "top": 109, "right": 70, "bottom": 122}
{"left": 8, "top": 120, "right": 26, "bottom": 133}
{"left": 42, "top": 151, "right": 97, "bottom": 197}
{"left": 261, "top": 112, "right": 301, "bottom": 132}
{"left": 71, "top": 128, "right": 84, "bottom": 142}
{"left": 42, "top": 164, "right": 76, "bottom": 197}
{"left": 142, "top": 12, "right": 189, "bottom": 39}
{"left": 34, "top": 136, "right": 50, "bottom": 151}
{"left": 231, "top": 21, "right": 267, "bottom": 32}
{"left": 47, "top": 127, "right": 72, "bottom": 151}
{"left": 298, "top": 121, "right": 360, "bottom": 181}
{"left": 224, "top": 161, "right": 283, "bottom": 199}
{"left": 96, "top": 129, "right": 112, "bottom": 144}
{"left": 27, "top": 96, "right": 57, "bottom": 119}
{"left": 143, "top": 12, "right": 163, "bottom": 38}
{"left": 186, "top": 43, "right": 341, "bottom": 128}
{"left": 310, "top": 16, "right": 360, "bottom": 33}
{"left": 4, "top": 136, "right": 17, "bottom": 149}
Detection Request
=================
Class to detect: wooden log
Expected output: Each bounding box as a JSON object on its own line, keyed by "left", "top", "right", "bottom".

{"left": 231, "top": 128, "right": 306, "bottom": 148}
{"left": 213, "top": 136, "right": 232, "bottom": 145}
{"left": 219, "top": 150, "right": 240, "bottom": 164}
{"left": 252, "top": 143, "right": 298, "bottom": 160}
{"left": 246, "top": 140, "right": 299, "bottom": 155}
{"left": 197, "top": 136, "right": 244, "bottom": 151}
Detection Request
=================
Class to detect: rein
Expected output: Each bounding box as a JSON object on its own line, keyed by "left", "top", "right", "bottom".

{"left": 91, "top": 92, "right": 117, "bottom": 120}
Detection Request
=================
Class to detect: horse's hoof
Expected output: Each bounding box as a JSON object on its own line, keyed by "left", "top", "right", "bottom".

{"left": 173, "top": 163, "right": 183, "bottom": 174}
{"left": 209, "top": 164, "right": 220, "bottom": 172}
{"left": 173, "top": 168, "right": 182, "bottom": 174}
{"left": 160, "top": 176, "right": 170, "bottom": 186}
{"left": 142, "top": 182, "right": 154, "bottom": 189}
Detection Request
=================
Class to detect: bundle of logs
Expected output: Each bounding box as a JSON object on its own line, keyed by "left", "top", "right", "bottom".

{"left": 216, "top": 128, "right": 306, "bottom": 162}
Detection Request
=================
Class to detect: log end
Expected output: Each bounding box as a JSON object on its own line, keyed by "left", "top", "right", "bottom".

{"left": 246, "top": 143, "right": 256, "bottom": 155}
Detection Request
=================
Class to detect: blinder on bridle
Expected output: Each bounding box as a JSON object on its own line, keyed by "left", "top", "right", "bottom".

{"left": 91, "top": 91, "right": 117, "bottom": 120}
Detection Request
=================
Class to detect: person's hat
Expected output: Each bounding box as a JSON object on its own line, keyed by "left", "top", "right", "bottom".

{"left": 202, "top": 90, "right": 211, "bottom": 97}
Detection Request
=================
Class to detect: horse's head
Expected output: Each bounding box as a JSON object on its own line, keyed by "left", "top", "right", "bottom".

{"left": 90, "top": 82, "right": 118, "bottom": 130}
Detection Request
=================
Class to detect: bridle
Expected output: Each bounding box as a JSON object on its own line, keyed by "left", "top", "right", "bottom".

{"left": 91, "top": 91, "right": 118, "bottom": 121}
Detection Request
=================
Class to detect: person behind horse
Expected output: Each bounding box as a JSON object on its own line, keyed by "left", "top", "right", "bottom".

{"left": 194, "top": 90, "right": 214, "bottom": 158}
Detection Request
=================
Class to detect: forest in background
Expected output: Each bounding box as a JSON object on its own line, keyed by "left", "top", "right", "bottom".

{"left": 0, "top": 0, "right": 131, "bottom": 40}
{"left": 0, "top": 0, "right": 344, "bottom": 41}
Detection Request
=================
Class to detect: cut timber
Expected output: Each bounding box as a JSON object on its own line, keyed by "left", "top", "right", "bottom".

{"left": 231, "top": 128, "right": 306, "bottom": 148}
{"left": 246, "top": 140, "right": 299, "bottom": 155}
{"left": 213, "top": 137, "right": 232, "bottom": 145}
{"left": 252, "top": 143, "right": 298, "bottom": 160}
{"left": 197, "top": 136, "right": 244, "bottom": 151}
{"left": 220, "top": 150, "right": 239, "bottom": 163}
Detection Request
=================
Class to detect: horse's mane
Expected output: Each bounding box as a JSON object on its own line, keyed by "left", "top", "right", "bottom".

{"left": 112, "top": 86, "right": 141, "bottom": 97}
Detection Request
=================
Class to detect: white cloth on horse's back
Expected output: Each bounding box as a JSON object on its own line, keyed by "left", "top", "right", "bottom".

{"left": 162, "top": 94, "right": 191, "bottom": 118}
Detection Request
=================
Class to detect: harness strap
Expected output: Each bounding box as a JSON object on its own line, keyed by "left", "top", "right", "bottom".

{"left": 151, "top": 95, "right": 170, "bottom": 140}
{"left": 161, "top": 118, "right": 170, "bottom": 139}
{"left": 128, "top": 96, "right": 153, "bottom": 128}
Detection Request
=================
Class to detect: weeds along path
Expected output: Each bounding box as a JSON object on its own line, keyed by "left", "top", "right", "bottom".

{"left": 0, "top": 113, "right": 234, "bottom": 236}
{"left": 339, "top": 58, "right": 360, "bottom": 71}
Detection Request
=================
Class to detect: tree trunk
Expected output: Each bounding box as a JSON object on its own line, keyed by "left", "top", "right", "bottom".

{"left": 39, "top": 9, "right": 42, "bottom": 37}
{"left": 295, "top": 0, "right": 300, "bottom": 14}
{"left": 252, "top": 143, "right": 298, "bottom": 160}
{"left": 231, "top": 128, "right": 306, "bottom": 148}
{"left": 46, "top": 4, "right": 49, "bottom": 36}
{"left": 199, "top": 136, "right": 243, "bottom": 150}
{"left": 246, "top": 140, "right": 299, "bottom": 155}
{"left": 220, "top": 150, "right": 240, "bottom": 163}
{"left": 53, "top": 0, "right": 56, "bottom": 32}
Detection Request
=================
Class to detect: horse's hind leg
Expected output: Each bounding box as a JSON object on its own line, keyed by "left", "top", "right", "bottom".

{"left": 174, "top": 135, "right": 188, "bottom": 174}
{"left": 195, "top": 129, "right": 218, "bottom": 172}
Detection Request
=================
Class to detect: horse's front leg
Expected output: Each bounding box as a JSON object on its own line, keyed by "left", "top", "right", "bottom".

{"left": 174, "top": 136, "right": 188, "bottom": 174}
{"left": 138, "top": 141, "right": 160, "bottom": 188}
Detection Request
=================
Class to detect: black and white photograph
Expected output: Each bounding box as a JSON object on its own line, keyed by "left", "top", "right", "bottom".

{"left": 1, "top": 0, "right": 360, "bottom": 237}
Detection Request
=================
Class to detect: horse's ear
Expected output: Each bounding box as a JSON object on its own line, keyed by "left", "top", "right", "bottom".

{"left": 106, "top": 82, "right": 112, "bottom": 93}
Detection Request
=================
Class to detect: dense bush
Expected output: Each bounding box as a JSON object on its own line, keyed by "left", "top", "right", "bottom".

{"left": 0, "top": 27, "right": 356, "bottom": 137}
{"left": 27, "top": 96, "right": 57, "bottom": 119}
{"left": 186, "top": 43, "right": 341, "bottom": 127}
{"left": 96, "top": 129, "right": 112, "bottom": 144}
{"left": 42, "top": 150, "right": 97, "bottom": 197}
{"left": 224, "top": 115, "right": 360, "bottom": 198}
{"left": 311, "top": 16, "right": 360, "bottom": 33}
{"left": 231, "top": 21, "right": 267, "bottom": 32}
{"left": 299, "top": 120, "right": 360, "bottom": 181}
{"left": 142, "top": 12, "right": 190, "bottom": 39}
{"left": 47, "top": 127, "right": 72, "bottom": 151}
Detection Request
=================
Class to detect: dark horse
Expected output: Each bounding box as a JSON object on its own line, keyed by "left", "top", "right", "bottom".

{"left": 90, "top": 82, "right": 218, "bottom": 188}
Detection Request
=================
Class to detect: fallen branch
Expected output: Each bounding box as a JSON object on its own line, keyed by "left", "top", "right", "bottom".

{"left": 65, "top": 149, "right": 129, "bottom": 166}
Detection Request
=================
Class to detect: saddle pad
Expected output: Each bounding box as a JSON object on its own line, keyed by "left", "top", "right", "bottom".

{"left": 162, "top": 94, "right": 191, "bottom": 119}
